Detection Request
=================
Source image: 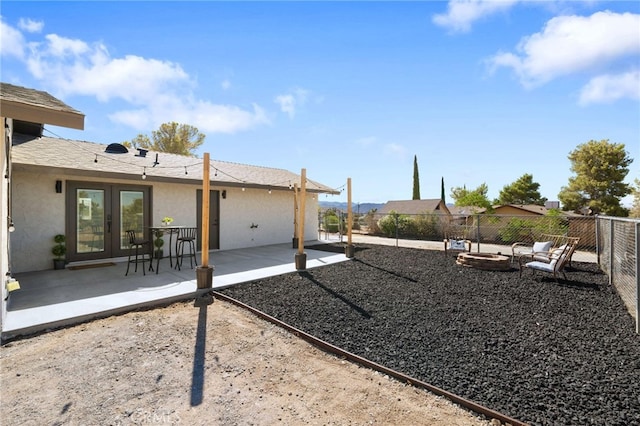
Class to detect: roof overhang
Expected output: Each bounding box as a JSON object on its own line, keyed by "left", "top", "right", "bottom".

{"left": 1, "top": 99, "right": 85, "bottom": 130}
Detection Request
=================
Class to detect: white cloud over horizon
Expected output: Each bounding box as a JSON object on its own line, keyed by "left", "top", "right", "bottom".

{"left": 0, "top": 18, "right": 270, "bottom": 134}
{"left": 274, "top": 87, "right": 310, "bottom": 119}
{"left": 487, "top": 10, "right": 640, "bottom": 103}
{"left": 432, "top": 0, "right": 519, "bottom": 33}
{"left": 579, "top": 70, "right": 640, "bottom": 105}
{"left": 18, "top": 17, "right": 43, "bottom": 33}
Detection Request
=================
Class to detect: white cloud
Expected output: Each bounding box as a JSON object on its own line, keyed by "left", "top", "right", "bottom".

{"left": 274, "top": 94, "right": 296, "bottom": 118}
{"left": 488, "top": 11, "right": 640, "bottom": 87}
{"left": 579, "top": 70, "right": 640, "bottom": 105}
{"left": 18, "top": 18, "right": 43, "bottom": 33}
{"left": 274, "top": 87, "right": 310, "bottom": 118}
{"left": 3, "top": 20, "right": 269, "bottom": 134}
{"left": 0, "top": 18, "right": 26, "bottom": 59}
{"left": 432, "top": 0, "right": 518, "bottom": 33}
{"left": 221, "top": 79, "right": 231, "bottom": 90}
{"left": 110, "top": 100, "right": 269, "bottom": 134}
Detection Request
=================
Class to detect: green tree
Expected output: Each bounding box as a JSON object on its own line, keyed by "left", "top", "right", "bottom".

{"left": 450, "top": 183, "right": 492, "bottom": 211}
{"left": 629, "top": 178, "right": 640, "bottom": 218}
{"left": 412, "top": 155, "right": 420, "bottom": 200}
{"left": 441, "top": 177, "right": 445, "bottom": 204}
{"left": 124, "top": 122, "right": 205, "bottom": 156}
{"left": 558, "top": 139, "right": 633, "bottom": 216}
{"left": 496, "top": 174, "right": 547, "bottom": 206}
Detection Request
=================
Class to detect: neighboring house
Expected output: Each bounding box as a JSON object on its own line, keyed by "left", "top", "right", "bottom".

{"left": 377, "top": 199, "right": 452, "bottom": 236}
{"left": 1, "top": 82, "right": 85, "bottom": 329}
{"left": 378, "top": 199, "right": 451, "bottom": 217}
{"left": 3, "top": 82, "right": 339, "bottom": 278}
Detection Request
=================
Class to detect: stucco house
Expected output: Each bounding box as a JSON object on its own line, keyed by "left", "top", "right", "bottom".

{"left": 3, "top": 82, "right": 339, "bottom": 276}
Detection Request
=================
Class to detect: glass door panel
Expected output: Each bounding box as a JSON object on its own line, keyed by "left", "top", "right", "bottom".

{"left": 76, "top": 189, "right": 105, "bottom": 254}
{"left": 120, "top": 190, "right": 145, "bottom": 250}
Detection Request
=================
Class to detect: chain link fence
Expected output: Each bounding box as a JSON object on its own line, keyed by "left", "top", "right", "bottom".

{"left": 319, "top": 209, "right": 639, "bottom": 332}
{"left": 330, "top": 210, "right": 596, "bottom": 251}
{"left": 596, "top": 216, "right": 639, "bottom": 332}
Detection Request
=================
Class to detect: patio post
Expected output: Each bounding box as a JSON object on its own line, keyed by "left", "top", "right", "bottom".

{"left": 295, "top": 168, "right": 307, "bottom": 270}
{"left": 345, "top": 177, "right": 355, "bottom": 258}
{"left": 196, "top": 152, "right": 213, "bottom": 289}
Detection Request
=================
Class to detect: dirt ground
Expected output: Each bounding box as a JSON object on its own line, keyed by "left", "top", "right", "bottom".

{"left": 0, "top": 297, "right": 493, "bottom": 425}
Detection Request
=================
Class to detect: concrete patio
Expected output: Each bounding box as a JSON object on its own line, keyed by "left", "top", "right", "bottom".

{"left": 2, "top": 241, "right": 349, "bottom": 341}
{"left": 1, "top": 234, "right": 597, "bottom": 341}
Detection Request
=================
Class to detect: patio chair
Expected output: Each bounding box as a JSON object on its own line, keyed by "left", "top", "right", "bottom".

{"left": 519, "top": 237, "right": 580, "bottom": 282}
{"left": 125, "top": 229, "right": 153, "bottom": 276}
{"left": 175, "top": 227, "right": 198, "bottom": 270}
{"left": 511, "top": 234, "right": 567, "bottom": 264}
{"left": 443, "top": 228, "right": 471, "bottom": 257}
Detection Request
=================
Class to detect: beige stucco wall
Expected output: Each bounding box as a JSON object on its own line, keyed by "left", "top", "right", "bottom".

{"left": 11, "top": 170, "right": 320, "bottom": 272}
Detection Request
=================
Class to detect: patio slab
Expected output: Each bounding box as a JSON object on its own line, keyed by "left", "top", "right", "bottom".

{"left": 2, "top": 242, "right": 349, "bottom": 341}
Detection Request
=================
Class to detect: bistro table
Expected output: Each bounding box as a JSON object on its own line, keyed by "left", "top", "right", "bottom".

{"left": 148, "top": 225, "right": 184, "bottom": 274}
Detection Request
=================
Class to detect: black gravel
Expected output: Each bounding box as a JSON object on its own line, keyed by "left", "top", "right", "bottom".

{"left": 218, "top": 243, "right": 640, "bottom": 426}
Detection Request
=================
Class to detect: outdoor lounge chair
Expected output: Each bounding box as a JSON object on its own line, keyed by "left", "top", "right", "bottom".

{"left": 511, "top": 233, "right": 567, "bottom": 264}
{"left": 519, "top": 237, "right": 580, "bottom": 282}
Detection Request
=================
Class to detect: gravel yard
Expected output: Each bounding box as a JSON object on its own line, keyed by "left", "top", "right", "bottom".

{"left": 219, "top": 243, "right": 640, "bottom": 426}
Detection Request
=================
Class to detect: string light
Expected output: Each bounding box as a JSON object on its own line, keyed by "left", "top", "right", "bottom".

{"left": 44, "top": 126, "right": 333, "bottom": 194}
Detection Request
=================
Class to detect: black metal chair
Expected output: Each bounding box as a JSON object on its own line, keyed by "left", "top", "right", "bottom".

{"left": 125, "top": 229, "right": 153, "bottom": 276}
{"left": 175, "top": 227, "right": 197, "bottom": 270}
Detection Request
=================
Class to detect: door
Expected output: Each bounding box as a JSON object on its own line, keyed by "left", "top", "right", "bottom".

{"left": 196, "top": 189, "right": 220, "bottom": 250}
{"left": 66, "top": 181, "right": 152, "bottom": 262}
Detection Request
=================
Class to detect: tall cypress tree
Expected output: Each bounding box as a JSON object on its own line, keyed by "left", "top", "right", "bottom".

{"left": 441, "top": 177, "right": 445, "bottom": 204}
{"left": 412, "top": 155, "right": 420, "bottom": 200}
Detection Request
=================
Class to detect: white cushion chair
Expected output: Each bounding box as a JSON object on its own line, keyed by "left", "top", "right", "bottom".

{"left": 519, "top": 237, "right": 580, "bottom": 282}
{"left": 512, "top": 240, "right": 554, "bottom": 264}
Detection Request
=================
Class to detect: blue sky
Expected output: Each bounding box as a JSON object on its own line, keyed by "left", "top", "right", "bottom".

{"left": 2, "top": 1, "right": 639, "bottom": 206}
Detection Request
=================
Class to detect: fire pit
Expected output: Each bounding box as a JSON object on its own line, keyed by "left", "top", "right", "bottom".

{"left": 456, "top": 252, "right": 511, "bottom": 271}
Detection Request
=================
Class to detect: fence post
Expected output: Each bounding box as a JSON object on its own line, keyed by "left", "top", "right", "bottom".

{"left": 609, "top": 218, "right": 614, "bottom": 286}
{"left": 595, "top": 215, "right": 600, "bottom": 266}
{"left": 476, "top": 214, "right": 480, "bottom": 253}
{"left": 395, "top": 214, "right": 399, "bottom": 247}
{"left": 636, "top": 221, "right": 639, "bottom": 334}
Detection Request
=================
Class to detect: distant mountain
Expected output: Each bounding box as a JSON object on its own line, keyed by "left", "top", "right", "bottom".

{"left": 318, "top": 201, "right": 384, "bottom": 213}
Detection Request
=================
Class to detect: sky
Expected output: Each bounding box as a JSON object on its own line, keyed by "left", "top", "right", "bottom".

{"left": 1, "top": 1, "right": 639, "bottom": 206}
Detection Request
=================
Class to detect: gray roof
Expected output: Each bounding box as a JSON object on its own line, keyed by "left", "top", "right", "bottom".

{"left": 378, "top": 199, "right": 450, "bottom": 215}
{"left": 1, "top": 82, "right": 83, "bottom": 115}
{"left": 494, "top": 204, "right": 548, "bottom": 215}
{"left": 11, "top": 134, "right": 339, "bottom": 194}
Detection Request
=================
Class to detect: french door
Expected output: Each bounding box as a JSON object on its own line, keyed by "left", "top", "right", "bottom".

{"left": 66, "top": 181, "right": 152, "bottom": 262}
{"left": 196, "top": 189, "right": 220, "bottom": 250}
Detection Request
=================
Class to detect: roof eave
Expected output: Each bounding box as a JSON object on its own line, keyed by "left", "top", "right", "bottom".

{"left": 2, "top": 100, "right": 85, "bottom": 130}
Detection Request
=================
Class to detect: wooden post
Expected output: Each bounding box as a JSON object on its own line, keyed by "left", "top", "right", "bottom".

{"left": 201, "top": 153, "right": 210, "bottom": 267}
{"left": 345, "top": 177, "right": 355, "bottom": 258}
{"left": 196, "top": 152, "right": 213, "bottom": 289}
{"left": 292, "top": 183, "right": 299, "bottom": 248}
{"left": 295, "top": 169, "right": 307, "bottom": 270}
